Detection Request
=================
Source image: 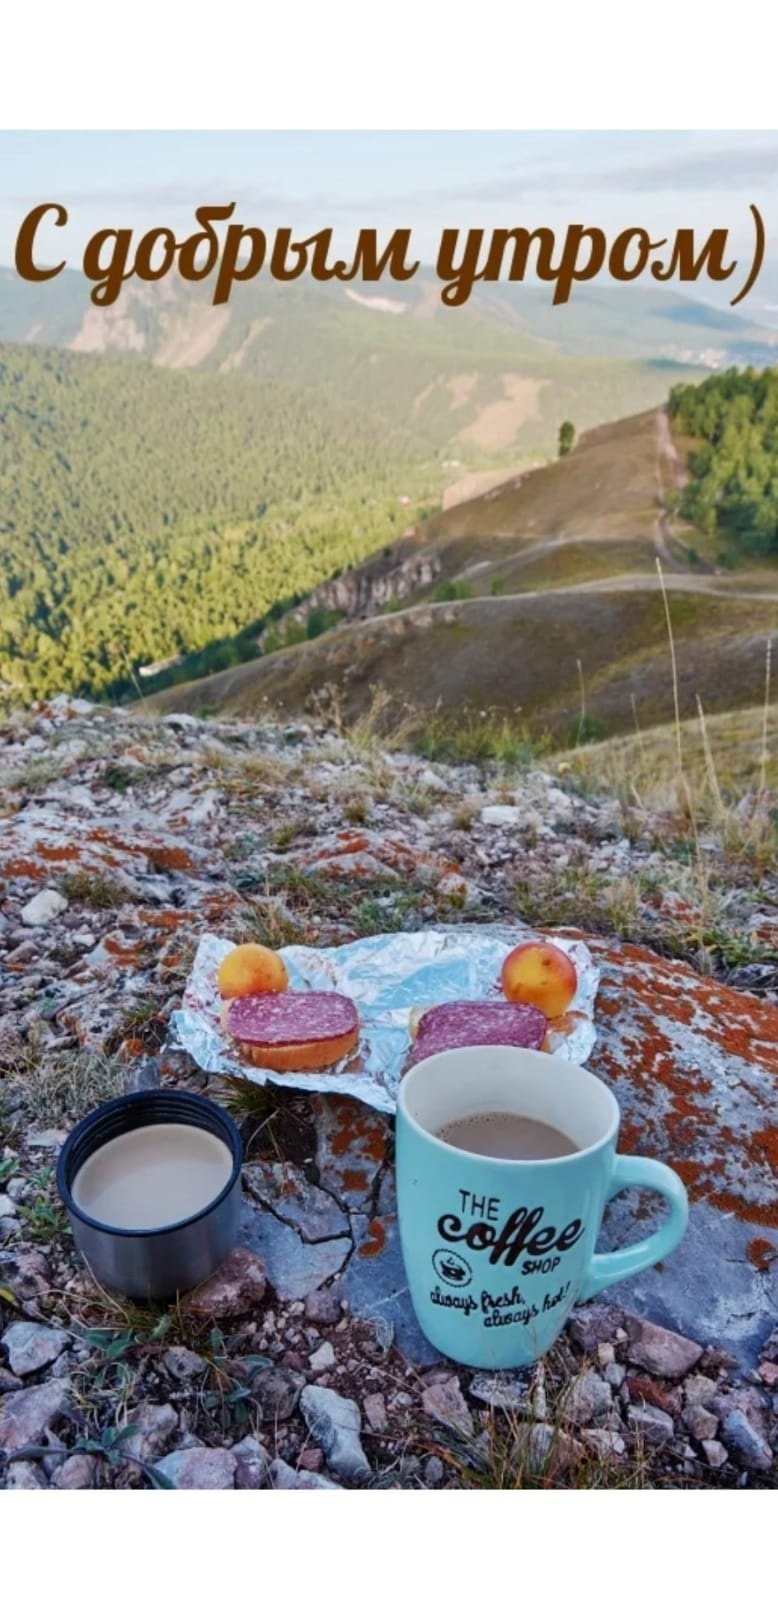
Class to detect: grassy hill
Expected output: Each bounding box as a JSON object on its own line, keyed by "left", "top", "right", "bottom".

{"left": 146, "top": 406, "right": 778, "bottom": 743}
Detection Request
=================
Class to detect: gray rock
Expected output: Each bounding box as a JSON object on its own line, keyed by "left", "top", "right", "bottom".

{"left": 270, "top": 1457, "right": 342, "bottom": 1490}
{"left": 0, "top": 1378, "right": 68, "bottom": 1451}
{"left": 424, "top": 1455, "right": 446, "bottom": 1486}
{"left": 513, "top": 1423, "right": 582, "bottom": 1474}
{"left": 243, "top": 1161, "right": 348, "bottom": 1243}
{"left": 125, "top": 1401, "right": 178, "bottom": 1463}
{"left": 340, "top": 1211, "right": 437, "bottom": 1366}
{"left": 155, "top": 1447, "right": 236, "bottom": 1489}
{"left": 309, "top": 1341, "right": 336, "bottom": 1373}
{"left": 581, "top": 1428, "right": 626, "bottom": 1461}
{"left": 627, "top": 1402, "right": 675, "bottom": 1447}
{"left": 684, "top": 1373, "right": 718, "bottom": 1406}
{"left": 162, "top": 1346, "right": 207, "bottom": 1381}
{"left": 682, "top": 1403, "right": 718, "bottom": 1442}
{"left": 6, "top": 1460, "right": 49, "bottom": 1489}
{"left": 567, "top": 1304, "right": 624, "bottom": 1352}
{"left": 563, "top": 1370, "right": 613, "bottom": 1426}
{"left": 0, "top": 1367, "right": 23, "bottom": 1395}
{"left": 422, "top": 1376, "right": 474, "bottom": 1438}
{"left": 603, "top": 1362, "right": 626, "bottom": 1388}
{"left": 624, "top": 1314, "right": 703, "bottom": 1380}
{"left": 21, "top": 889, "right": 68, "bottom": 928}
{"left": 0, "top": 1195, "right": 17, "bottom": 1219}
{"left": 1, "top": 1320, "right": 72, "bottom": 1377}
{"left": 299, "top": 1384, "right": 370, "bottom": 1484}
{"left": 469, "top": 1373, "right": 529, "bottom": 1412}
{"left": 253, "top": 1365, "right": 305, "bottom": 1422}
{"left": 702, "top": 1439, "right": 728, "bottom": 1469}
{"left": 240, "top": 1202, "right": 350, "bottom": 1302}
{"left": 363, "top": 1392, "right": 388, "bottom": 1432}
{"left": 52, "top": 1453, "right": 97, "bottom": 1489}
{"left": 303, "top": 1285, "right": 343, "bottom": 1325}
{"left": 231, "top": 1436, "right": 272, "bottom": 1489}
{"left": 720, "top": 1410, "right": 773, "bottom": 1472}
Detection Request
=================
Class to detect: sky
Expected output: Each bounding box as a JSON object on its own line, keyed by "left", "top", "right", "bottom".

{"left": 1, "top": 130, "right": 776, "bottom": 290}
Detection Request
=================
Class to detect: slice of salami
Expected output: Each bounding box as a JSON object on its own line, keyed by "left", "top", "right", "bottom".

{"left": 227, "top": 990, "right": 358, "bottom": 1047}
{"left": 409, "top": 1000, "right": 546, "bottom": 1065}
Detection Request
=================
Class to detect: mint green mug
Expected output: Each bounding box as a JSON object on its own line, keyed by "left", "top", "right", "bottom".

{"left": 396, "top": 1045, "right": 689, "bottom": 1369}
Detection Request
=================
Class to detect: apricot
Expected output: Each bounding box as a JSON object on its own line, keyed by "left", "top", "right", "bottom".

{"left": 217, "top": 943, "right": 288, "bottom": 999}
{"left": 500, "top": 940, "right": 577, "bottom": 1019}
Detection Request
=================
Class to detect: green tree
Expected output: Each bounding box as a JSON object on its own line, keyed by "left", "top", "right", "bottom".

{"left": 558, "top": 420, "right": 576, "bottom": 457}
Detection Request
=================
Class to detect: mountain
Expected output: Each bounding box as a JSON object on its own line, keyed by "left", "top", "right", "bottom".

{"left": 2, "top": 267, "right": 776, "bottom": 466}
{"left": 146, "top": 406, "right": 778, "bottom": 743}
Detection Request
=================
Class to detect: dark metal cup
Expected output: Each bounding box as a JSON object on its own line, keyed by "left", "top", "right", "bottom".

{"left": 57, "top": 1089, "right": 242, "bottom": 1301}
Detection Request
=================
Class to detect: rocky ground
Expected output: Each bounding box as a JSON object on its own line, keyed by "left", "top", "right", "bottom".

{"left": 1, "top": 695, "right": 777, "bottom": 1489}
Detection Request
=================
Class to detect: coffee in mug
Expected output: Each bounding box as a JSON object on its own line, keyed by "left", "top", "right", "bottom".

{"left": 437, "top": 1112, "right": 578, "bottom": 1160}
{"left": 396, "top": 1045, "right": 688, "bottom": 1370}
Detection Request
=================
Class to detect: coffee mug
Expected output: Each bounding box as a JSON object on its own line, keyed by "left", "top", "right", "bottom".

{"left": 396, "top": 1045, "right": 688, "bottom": 1369}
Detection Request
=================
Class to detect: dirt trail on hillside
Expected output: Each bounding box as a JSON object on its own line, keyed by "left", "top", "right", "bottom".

{"left": 654, "top": 406, "right": 691, "bottom": 570}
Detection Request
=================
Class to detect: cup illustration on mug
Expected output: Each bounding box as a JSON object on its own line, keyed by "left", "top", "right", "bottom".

{"left": 396, "top": 1046, "right": 689, "bottom": 1370}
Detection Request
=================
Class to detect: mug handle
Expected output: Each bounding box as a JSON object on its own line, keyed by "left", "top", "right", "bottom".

{"left": 578, "top": 1154, "right": 689, "bottom": 1301}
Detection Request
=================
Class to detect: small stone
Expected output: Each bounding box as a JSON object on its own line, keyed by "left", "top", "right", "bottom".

{"left": 185, "top": 1246, "right": 266, "bottom": 1320}
{"left": 702, "top": 1439, "right": 728, "bottom": 1469}
{"left": 597, "top": 1342, "right": 615, "bottom": 1368}
{"left": 363, "top": 1392, "right": 387, "bottom": 1432}
{"left": 757, "top": 1361, "right": 778, "bottom": 1386}
{"left": 603, "top": 1363, "right": 625, "bottom": 1388}
{"left": 581, "top": 1428, "right": 626, "bottom": 1461}
{"left": 567, "top": 1304, "right": 624, "bottom": 1352}
{"left": 299, "top": 1384, "right": 371, "bottom": 1484}
{"left": 162, "top": 1346, "right": 207, "bottom": 1381}
{"left": 469, "top": 1374, "right": 528, "bottom": 1411}
{"left": 682, "top": 1404, "right": 718, "bottom": 1442}
{"left": 298, "top": 1447, "right": 324, "bottom": 1473}
{"left": 270, "top": 1457, "right": 342, "bottom": 1490}
{"left": 720, "top": 1410, "right": 773, "bottom": 1472}
{"left": 624, "top": 1313, "right": 702, "bottom": 1381}
{"left": 0, "top": 1378, "right": 68, "bottom": 1451}
{"left": 253, "top": 1364, "right": 305, "bottom": 1422}
{"left": 480, "top": 805, "right": 522, "bottom": 826}
{"left": 125, "top": 1401, "right": 178, "bottom": 1463}
{"left": 684, "top": 1373, "right": 718, "bottom": 1406}
{"left": 422, "top": 1376, "right": 474, "bottom": 1438}
{"left": 21, "top": 889, "right": 68, "bottom": 928}
{"left": 563, "top": 1369, "right": 612, "bottom": 1426}
{"left": 155, "top": 1447, "right": 236, "bottom": 1489}
{"left": 424, "top": 1455, "right": 446, "bottom": 1487}
{"left": 627, "top": 1402, "right": 675, "bottom": 1447}
{"left": 514, "top": 1423, "right": 582, "bottom": 1475}
{"left": 303, "top": 1285, "right": 343, "bottom": 1325}
{"left": 231, "top": 1436, "right": 271, "bottom": 1489}
{"left": 52, "top": 1453, "right": 96, "bottom": 1489}
{"left": 309, "top": 1341, "right": 336, "bottom": 1373}
{"left": 0, "top": 1195, "right": 17, "bottom": 1219}
{"left": 6, "top": 1460, "right": 49, "bottom": 1489}
{"left": 0, "top": 1320, "right": 71, "bottom": 1377}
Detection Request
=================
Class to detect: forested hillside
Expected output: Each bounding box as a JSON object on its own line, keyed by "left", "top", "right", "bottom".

{"left": 669, "top": 368, "right": 778, "bottom": 554}
{"left": 0, "top": 344, "right": 430, "bottom": 700}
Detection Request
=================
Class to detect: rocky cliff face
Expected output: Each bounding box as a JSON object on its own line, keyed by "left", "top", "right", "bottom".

{"left": 1, "top": 696, "right": 776, "bottom": 1490}
{"left": 280, "top": 546, "right": 442, "bottom": 634}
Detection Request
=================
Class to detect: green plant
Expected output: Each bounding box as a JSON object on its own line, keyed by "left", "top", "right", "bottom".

{"left": 59, "top": 871, "right": 128, "bottom": 909}
{"left": 2, "top": 1426, "right": 174, "bottom": 1489}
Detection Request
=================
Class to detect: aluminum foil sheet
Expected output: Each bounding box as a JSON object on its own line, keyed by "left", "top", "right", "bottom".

{"left": 171, "top": 925, "right": 600, "bottom": 1116}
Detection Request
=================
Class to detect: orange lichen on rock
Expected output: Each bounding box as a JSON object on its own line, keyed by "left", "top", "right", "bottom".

{"left": 358, "top": 1218, "right": 388, "bottom": 1258}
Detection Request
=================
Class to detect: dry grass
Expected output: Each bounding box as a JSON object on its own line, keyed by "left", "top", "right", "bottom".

{"left": 4, "top": 1041, "right": 126, "bottom": 1129}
